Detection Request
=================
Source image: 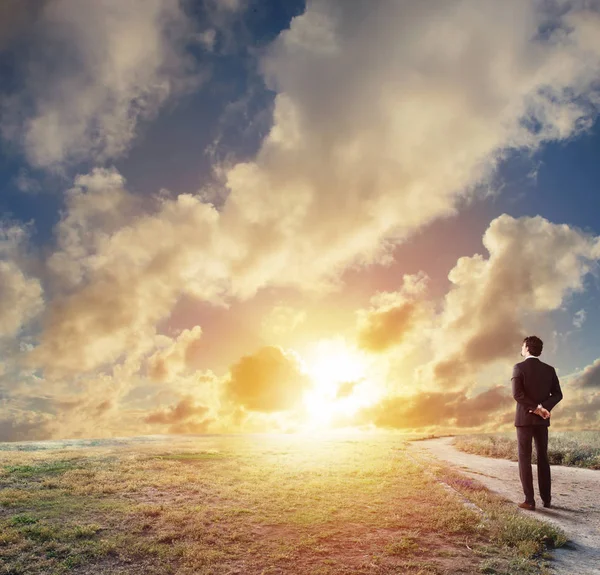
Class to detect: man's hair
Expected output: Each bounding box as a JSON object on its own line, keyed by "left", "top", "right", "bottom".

{"left": 523, "top": 335, "right": 543, "bottom": 357}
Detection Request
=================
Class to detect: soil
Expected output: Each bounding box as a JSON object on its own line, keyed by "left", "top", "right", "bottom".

{"left": 410, "top": 437, "right": 600, "bottom": 575}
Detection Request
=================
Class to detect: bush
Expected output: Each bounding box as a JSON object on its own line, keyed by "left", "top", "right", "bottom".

{"left": 454, "top": 431, "right": 600, "bottom": 470}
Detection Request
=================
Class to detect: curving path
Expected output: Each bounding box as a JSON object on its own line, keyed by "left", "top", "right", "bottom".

{"left": 410, "top": 437, "right": 600, "bottom": 575}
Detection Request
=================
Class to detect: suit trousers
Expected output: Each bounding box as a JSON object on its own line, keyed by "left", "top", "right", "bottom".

{"left": 516, "top": 425, "right": 551, "bottom": 505}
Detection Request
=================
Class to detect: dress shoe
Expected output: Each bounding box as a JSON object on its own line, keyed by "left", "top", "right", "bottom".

{"left": 518, "top": 501, "right": 536, "bottom": 511}
{"left": 543, "top": 501, "right": 551, "bottom": 508}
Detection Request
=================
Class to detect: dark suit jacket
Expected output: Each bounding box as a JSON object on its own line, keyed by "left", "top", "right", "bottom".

{"left": 512, "top": 357, "right": 563, "bottom": 427}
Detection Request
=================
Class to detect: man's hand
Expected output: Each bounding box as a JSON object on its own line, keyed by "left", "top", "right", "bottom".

{"left": 529, "top": 405, "right": 551, "bottom": 419}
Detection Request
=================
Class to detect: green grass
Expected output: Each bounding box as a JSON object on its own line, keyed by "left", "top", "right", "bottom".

{"left": 2, "top": 459, "right": 85, "bottom": 477}
{"left": 0, "top": 434, "right": 566, "bottom": 574}
{"left": 454, "top": 431, "right": 600, "bottom": 469}
{"left": 436, "top": 467, "right": 566, "bottom": 554}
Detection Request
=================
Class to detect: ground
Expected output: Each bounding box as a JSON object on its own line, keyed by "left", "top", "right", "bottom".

{"left": 412, "top": 437, "right": 600, "bottom": 575}
{"left": 0, "top": 434, "right": 565, "bottom": 574}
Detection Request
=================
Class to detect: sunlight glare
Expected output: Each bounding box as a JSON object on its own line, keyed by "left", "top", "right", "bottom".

{"left": 301, "top": 338, "right": 384, "bottom": 430}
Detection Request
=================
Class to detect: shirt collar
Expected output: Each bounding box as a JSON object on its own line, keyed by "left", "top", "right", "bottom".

{"left": 525, "top": 356, "right": 539, "bottom": 359}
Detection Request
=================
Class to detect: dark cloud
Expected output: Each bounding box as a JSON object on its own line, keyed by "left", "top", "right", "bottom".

{"left": 357, "top": 302, "right": 417, "bottom": 353}
{"left": 144, "top": 396, "right": 209, "bottom": 425}
{"left": 359, "top": 386, "right": 512, "bottom": 430}
{"left": 551, "top": 360, "right": 600, "bottom": 427}
{"left": 429, "top": 313, "right": 524, "bottom": 389}
{"left": 432, "top": 358, "right": 468, "bottom": 385}
{"left": 571, "top": 359, "right": 600, "bottom": 388}
{"left": 95, "top": 400, "right": 113, "bottom": 415}
{"left": 428, "top": 215, "right": 600, "bottom": 388}
{"left": 454, "top": 387, "right": 513, "bottom": 427}
{"left": 430, "top": 317, "right": 520, "bottom": 388}
{"left": 0, "top": 0, "right": 44, "bottom": 51}
{"left": 0, "top": 414, "right": 53, "bottom": 442}
{"left": 226, "top": 346, "right": 310, "bottom": 412}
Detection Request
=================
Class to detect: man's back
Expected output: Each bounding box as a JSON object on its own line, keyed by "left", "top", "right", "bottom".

{"left": 512, "top": 336, "right": 563, "bottom": 510}
{"left": 512, "top": 358, "right": 563, "bottom": 427}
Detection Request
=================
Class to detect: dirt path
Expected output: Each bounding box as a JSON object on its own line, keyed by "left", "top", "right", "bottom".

{"left": 409, "top": 437, "right": 600, "bottom": 574}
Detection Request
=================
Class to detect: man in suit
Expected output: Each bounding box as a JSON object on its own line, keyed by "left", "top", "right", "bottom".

{"left": 511, "top": 335, "right": 563, "bottom": 511}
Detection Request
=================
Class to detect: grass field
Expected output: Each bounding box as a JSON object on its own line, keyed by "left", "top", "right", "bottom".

{"left": 0, "top": 434, "right": 566, "bottom": 574}
{"left": 454, "top": 431, "right": 600, "bottom": 469}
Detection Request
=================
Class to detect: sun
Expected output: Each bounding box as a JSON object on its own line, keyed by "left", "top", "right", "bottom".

{"left": 300, "top": 338, "right": 384, "bottom": 429}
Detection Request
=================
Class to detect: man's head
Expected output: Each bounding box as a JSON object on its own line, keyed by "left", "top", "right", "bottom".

{"left": 521, "top": 335, "right": 543, "bottom": 357}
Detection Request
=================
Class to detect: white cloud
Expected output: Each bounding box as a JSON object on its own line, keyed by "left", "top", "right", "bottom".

{"left": 218, "top": 0, "right": 600, "bottom": 297}
{"left": 29, "top": 169, "right": 227, "bottom": 376}
{"left": 146, "top": 326, "right": 203, "bottom": 381}
{"left": 23, "top": 2, "right": 600, "bottom": 378}
{"left": 1, "top": 0, "right": 199, "bottom": 169}
{"left": 261, "top": 305, "right": 307, "bottom": 339}
{"left": 13, "top": 169, "right": 41, "bottom": 194}
{"left": 9, "top": 1, "right": 600, "bottom": 437}
{"left": 573, "top": 309, "right": 587, "bottom": 328}
{"left": 46, "top": 168, "right": 147, "bottom": 292}
{"left": 0, "top": 224, "right": 44, "bottom": 338}
{"left": 427, "top": 215, "right": 600, "bottom": 386}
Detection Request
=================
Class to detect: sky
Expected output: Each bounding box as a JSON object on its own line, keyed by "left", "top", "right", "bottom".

{"left": 1, "top": 0, "right": 600, "bottom": 442}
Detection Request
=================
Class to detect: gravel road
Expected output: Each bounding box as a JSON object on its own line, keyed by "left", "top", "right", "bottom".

{"left": 410, "top": 437, "right": 600, "bottom": 575}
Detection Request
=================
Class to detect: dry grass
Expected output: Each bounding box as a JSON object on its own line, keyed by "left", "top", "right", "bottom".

{"left": 454, "top": 431, "right": 600, "bottom": 469}
{"left": 0, "top": 434, "right": 565, "bottom": 574}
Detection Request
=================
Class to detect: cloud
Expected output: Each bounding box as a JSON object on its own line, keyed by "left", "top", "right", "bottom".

{"left": 0, "top": 0, "right": 45, "bottom": 52}
{"left": 24, "top": 2, "right": 600, "bottom": 379}
{"left": 426, "top": 215, "right": 600, "bottom": 387}
{"left": 51, "top": 395, "right": 113, "bottom": 417}
{"left": 0, "top": 363, "right": 224, "bottom": 441}
{"left": 41, "top": 366, "right": 139, "bottom": 439}
{"left": 143, "top": 395, "right": 209, "bottom": 425}
{"left": 166, "top": 419, "right": 214, "bottom": 434}
{"left": 356, "top": 272, "right": 432, "bottom": 353}
{"left": 336, "top": 380, "right": 357, "bottom": 399}
{"left": 196, "top": 29, "right": 217, "bottom": 52}
{"left": 573, "top": 309, "right": 587, "bottom": 329}
{"left": 359, "top": 386, "right": 512, "bottom": 430}
{"left": 261, "top": 304, "right": 306, "bottom": 339}
{"left": 226, "top": 346, "right": 311, "bottom": 412}
{"left": 210, "top": 0, "right": 245, "bottom": 14}
{"left": 201, "top": 0, "right": 249, "bottom": 55}
{"left": 0, "top": 261, "right": 43, "bottom": 338}
{"left": 28, "top": 168, "right": 226, "bottom": 377}
{"left": 9, "top": 1, "right": 600, "bottom": 438}
{"left": 1, "top": 0, "right": 199, "bottom": 169}
{"left": 46, "top": 168, "right": 147, "bottom": 292}
{"left": 570, "top": 358, "right": 600, "bottom": 389}
{"left": 13, "top": 170, "right": 42, "bottom": 194}
{"left": 0, "top": 223, "right": 44, "bottom": 338}
{"left": 537, "top": 359, "right": 600, "bottom": 428}
{"left": 0, "top": 409, "right": 55, "bottom": 442}
{"left": 146, "top": 326, "right": 203, "bottom": 381}
{"left": 218, "top": 0, "right": 600, "bottom": 297}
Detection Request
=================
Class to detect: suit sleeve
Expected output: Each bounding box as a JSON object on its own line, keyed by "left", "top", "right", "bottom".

{"left": 541, "top": 368, "right": 563, "bottom": 412}
{"left": 511, "top": 364, "right": 537, "bottom": 410}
